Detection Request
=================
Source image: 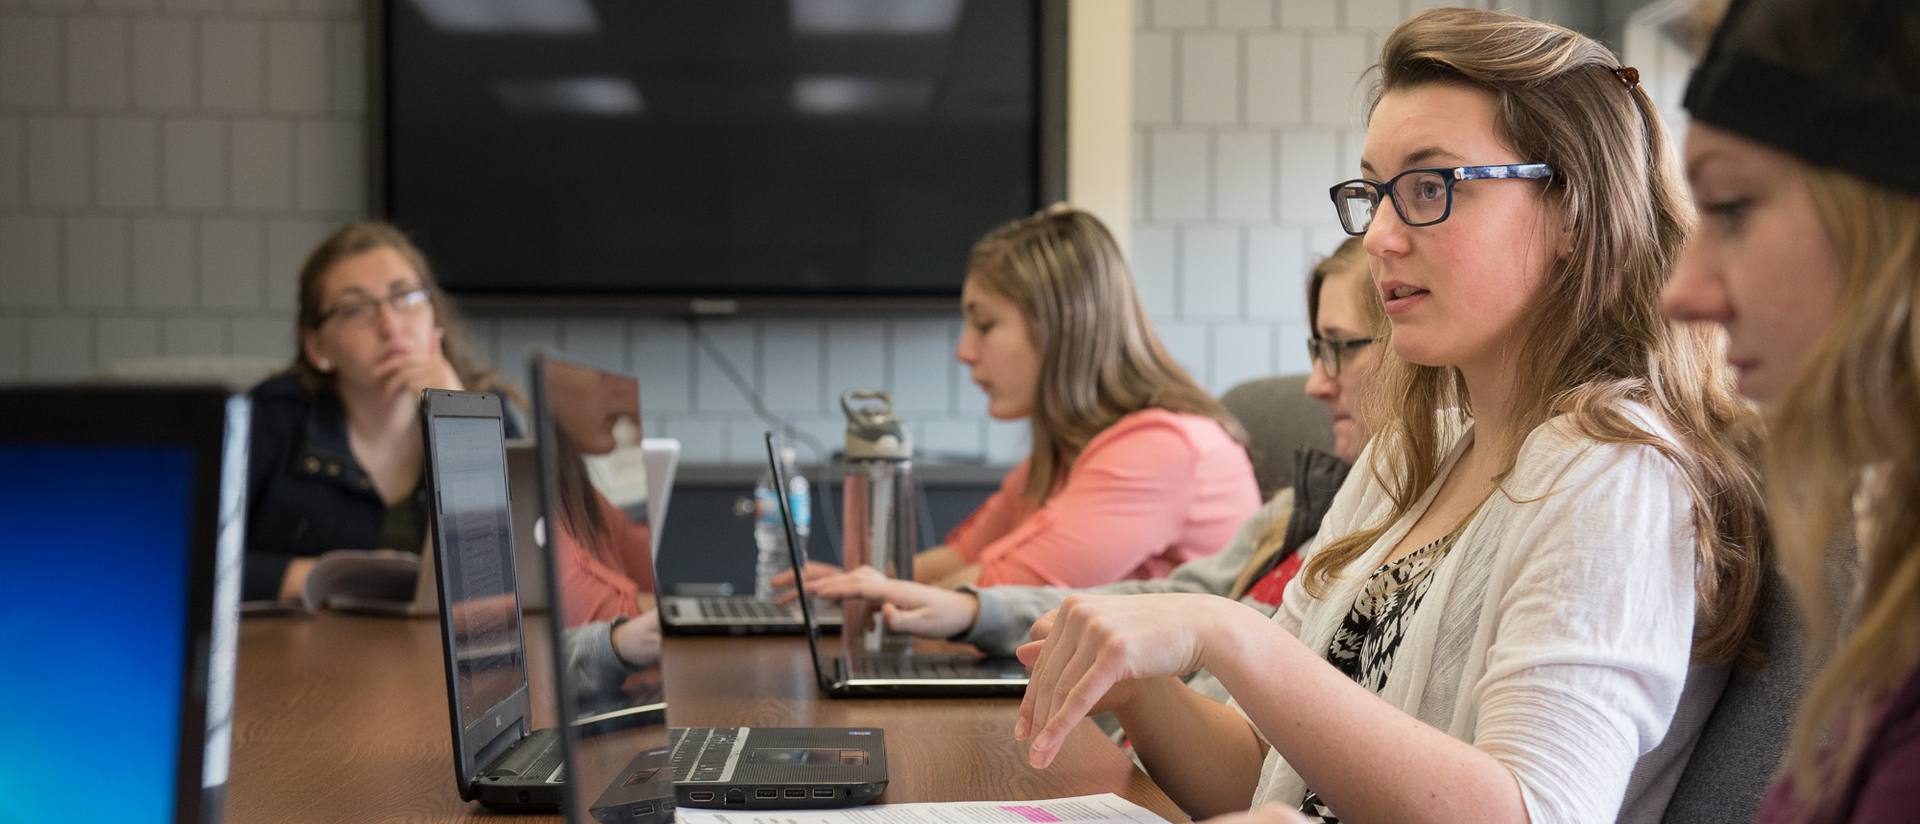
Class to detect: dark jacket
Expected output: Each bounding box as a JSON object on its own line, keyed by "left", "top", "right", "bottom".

{"left": 242, "top": 373, "right": 521, "bottom": 601}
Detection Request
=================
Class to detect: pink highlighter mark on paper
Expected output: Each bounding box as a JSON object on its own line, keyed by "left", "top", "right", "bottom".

{"left": 1001, "top": 807, "right": 1061, "bottom": 823}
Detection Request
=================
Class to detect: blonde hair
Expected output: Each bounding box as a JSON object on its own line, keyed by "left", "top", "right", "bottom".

{"left": 1301, "top": 8, "right": 1768, "bottom": 665}
{"left": 1244, "top": 237, "right": 1382, "bottom": 568}
{"left": 290, "top": 220, "right": 507, "bottom": 402}
{"left": 1770, "top": 167, "right": 1920, "bottom": 804}
{"left": 967, "top": 206, "right": 1244, "bottom": 502}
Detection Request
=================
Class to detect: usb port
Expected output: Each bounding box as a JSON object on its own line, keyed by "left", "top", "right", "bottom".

{"left": 688, "top": 791, "right": 716, "bottom": 803}
{"left": 812, "top": 789, "right": 835, "bottom": 799}
{"left": 632, "top": 803, "right": 655, "bottom": 816}
{"left": 756, "top": 789, "right": 777, "bottom": 799}
{"left": 784, "top": 789, "right": 807, "bottom": 799}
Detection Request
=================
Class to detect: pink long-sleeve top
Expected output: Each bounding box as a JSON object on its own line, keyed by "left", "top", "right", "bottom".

{"left": 946, "top": 408, "right": 1260, "bottom": 588}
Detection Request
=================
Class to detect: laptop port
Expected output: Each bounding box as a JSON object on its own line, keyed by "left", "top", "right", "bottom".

{"left": 784, "top": 789, "right": 807, "bottom": 799}
{"left": 632, "top": 803, "right": 655, "bottom": 816}
{"left": 812, "top": 788, "right": 835, "bottom": 799}
{"left": 688, "top": 791, "right": 715, "bottom": 803}
{"left": 725, "top": 789, "right": 747, "bottom": 805}
{"left": 755, "top": 788, "right": 778, "bottom": 799}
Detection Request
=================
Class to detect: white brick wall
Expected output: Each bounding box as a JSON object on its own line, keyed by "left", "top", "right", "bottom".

{"left": 0, "top": 0, "right": 1605, "bottom": 464}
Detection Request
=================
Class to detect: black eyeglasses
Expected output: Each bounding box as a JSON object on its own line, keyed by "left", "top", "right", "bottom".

{"left": 1328, "top": 163, "right": 1554, "bottom": 236}
{"left": 319, "top": 286, "right": 430, "bottom": 327}
{"left": 1306, "top": 336, "right": 1376, "bottom": 379}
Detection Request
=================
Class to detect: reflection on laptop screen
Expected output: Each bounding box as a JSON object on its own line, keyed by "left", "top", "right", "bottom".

{"left": 432, "top": 415, "right": 527, "bottom": 726}
{"left": 0, "top": 444, "right": 197, "bottom": 823}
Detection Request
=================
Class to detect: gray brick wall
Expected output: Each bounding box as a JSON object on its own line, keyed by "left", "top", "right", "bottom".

{"left": 0, "top": 0, "right": 1606, "bottom": 465}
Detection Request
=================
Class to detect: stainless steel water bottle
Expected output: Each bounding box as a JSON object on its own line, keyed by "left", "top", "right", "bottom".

{"left": 838, "top": 390, "right": 915, "bottom": 583}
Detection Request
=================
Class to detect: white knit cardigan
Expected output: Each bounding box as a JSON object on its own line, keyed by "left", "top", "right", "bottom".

{"left": 1242, "top": 407, "right": 1726, "bottom": 824}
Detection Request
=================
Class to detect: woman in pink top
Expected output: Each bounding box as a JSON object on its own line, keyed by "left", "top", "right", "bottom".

{"left": 907, "top": 205, "right": 1258, "bottom": 589}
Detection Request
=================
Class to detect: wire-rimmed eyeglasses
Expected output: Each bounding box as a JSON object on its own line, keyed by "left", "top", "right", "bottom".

{"left": 319, "top": 286, "right": 431, "bottom": 327}
{"left": 1328, "top": 164, "right": 1554, "bottom": 236}
{"left": 1306, "top": 335, "right": 1376, "bottom": 379}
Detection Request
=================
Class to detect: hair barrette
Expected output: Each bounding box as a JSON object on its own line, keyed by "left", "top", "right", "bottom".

{"left": 1612, "top": 65, "right": 1641, "bottom": 91}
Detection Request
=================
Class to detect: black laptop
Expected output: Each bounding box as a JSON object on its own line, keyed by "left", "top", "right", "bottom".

{"left": 528, "top": 351, "right": 840, "bottom": 636}
{"left": 768, "top": 432, "right": 1031, "bottom": 698}
{"left": 422, "top": 389, "right": 573, "bottom": 812}
{"left": 424, "top": 388, "right": 675, "bottom": 814}
{"left": 524, "top": 357, "right": 887, "bottom": 823}
{"left": 1, "top": 385, "right": 246, "bottom": 824}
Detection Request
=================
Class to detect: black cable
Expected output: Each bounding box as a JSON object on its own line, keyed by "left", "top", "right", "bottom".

{"left": 686, "top": 319, "right": 843, "bottom": 561}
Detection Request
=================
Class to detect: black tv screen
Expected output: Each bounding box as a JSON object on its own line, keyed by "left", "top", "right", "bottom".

{"left": 381, "top": 0, "right": 1059, "bottom": 305}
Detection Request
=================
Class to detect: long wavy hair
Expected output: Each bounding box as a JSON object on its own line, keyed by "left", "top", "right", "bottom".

{"left": 966, "top": 205, "right": 1244, "bottom": 503}
{"left": 1770, "top": 168, "right": 1920, "bottom": 804}
{"left": 289, "top": 220, "right": 505, "bottom": 401}
{"left": 1300, "top": 8, "right": 1768, "bottom": 666}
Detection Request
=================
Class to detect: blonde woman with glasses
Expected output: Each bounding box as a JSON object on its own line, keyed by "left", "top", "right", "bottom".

{"left": 1012, "top": 10, "right": 1767, "bottom": 824}
{"left": 242, "top": 220, "right": 514, "bottom": 604}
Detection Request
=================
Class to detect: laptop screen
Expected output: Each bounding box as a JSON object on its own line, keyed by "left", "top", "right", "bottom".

{"left": 0, "top": 445, "right": 197, "bottom": 822}
{"left": 0, "top": 385, "right": 244, "bottom": 824}
{"left": 428, "top": 413, "right": 528, "bottom": 731}
{"left": 529, "top": 353, "right": 671, "bottom": 823}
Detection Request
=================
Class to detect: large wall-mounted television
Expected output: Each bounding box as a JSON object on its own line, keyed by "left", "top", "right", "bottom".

{"left": 377, "top": 0, "right": 1066, "bottom": 312}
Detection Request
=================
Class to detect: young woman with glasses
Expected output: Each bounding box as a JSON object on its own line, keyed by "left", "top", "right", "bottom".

{"left": 1661, "top": 0, "right": 1920, "bottom": 820}
{"left": 242, "top": 220, "right": 517, "bottom": 603}
{"left": 1013, "top": 9, "right": 1767, "bottom": 824}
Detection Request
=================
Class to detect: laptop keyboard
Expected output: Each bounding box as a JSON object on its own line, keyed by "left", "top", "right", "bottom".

{"left": 853, "top": 652, "right": 1020, "bottom": 680}
{"left": 693, "top": 597, "right": 842, "bottom": 623}
{"left": 698, "top": 598, "right": 797, "bottom": 620}
{"left": 669, "top": 727, "right": 743, "bottom": 783}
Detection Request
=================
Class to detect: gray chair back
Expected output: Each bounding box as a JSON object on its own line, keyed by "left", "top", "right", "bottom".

{"left": 1219, "top": 374, "right": 1335, "bottom": 500}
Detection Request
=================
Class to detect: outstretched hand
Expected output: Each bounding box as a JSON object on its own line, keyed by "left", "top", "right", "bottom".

{"left": 1014, "top": 592, "right": 1257, "bottom": 768}
{"left": 769, "top": 560, "right": 842, "bottom": 603}
{"left": 807, "top": 566, "right": 981, "bottom": 639}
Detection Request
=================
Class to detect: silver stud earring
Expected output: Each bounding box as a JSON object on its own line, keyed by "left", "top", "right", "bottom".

{"left": 315, "top": 358, "right": 333, "bottom": 373}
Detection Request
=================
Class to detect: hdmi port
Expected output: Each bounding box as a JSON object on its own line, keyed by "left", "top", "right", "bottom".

{"left": 688, "top": 791, "right": 716, "bottom": 803}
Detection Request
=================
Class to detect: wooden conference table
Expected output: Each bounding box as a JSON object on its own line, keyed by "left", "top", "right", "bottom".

{"left": 227, "top": 611, "right": 1187, "bottom": 823}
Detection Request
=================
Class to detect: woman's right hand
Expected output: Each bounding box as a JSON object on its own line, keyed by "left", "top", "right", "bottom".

{"left": 806, "top": 566, "right": 982, "bottom": 639}
{"left": 1016, "top": 592, "right": 1257, "bottom": 768}
{"left": 769, "top": 560, "right": 843, "bottom": 602}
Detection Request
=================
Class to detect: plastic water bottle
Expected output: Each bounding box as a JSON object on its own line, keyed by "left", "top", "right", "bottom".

{"left": 753, "top": 446, "right": 811, "bottom": 600}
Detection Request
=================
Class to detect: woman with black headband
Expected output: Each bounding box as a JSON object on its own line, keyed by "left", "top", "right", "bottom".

{"left": 1662, "top": 0, "right": 1920, "bottom": 821}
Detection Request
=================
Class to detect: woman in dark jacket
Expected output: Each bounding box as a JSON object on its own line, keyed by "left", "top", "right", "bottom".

{"left": 244, "top": 220, "right": 517, "bottom": 602}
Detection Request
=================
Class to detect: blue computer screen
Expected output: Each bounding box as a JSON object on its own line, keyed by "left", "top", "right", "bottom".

{"left": 0, "top": 444, "right": 197, "bottom": 824}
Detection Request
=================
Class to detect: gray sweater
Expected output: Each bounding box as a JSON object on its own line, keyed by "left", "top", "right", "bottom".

{"left": 962, "top": 490, "right": 1290, "bottom": 703}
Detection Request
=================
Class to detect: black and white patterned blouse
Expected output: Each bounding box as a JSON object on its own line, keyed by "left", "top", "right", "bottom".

{"left": 1298, "top": 530, "right": 1459, "bottom": 823}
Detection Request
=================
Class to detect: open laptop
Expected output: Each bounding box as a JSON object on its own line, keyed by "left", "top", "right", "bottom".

{"left": 421, "top": 388, "right": 572, "bottom": 812}
{"left": 426, "top": 389, "right": 678, "bottom": 813}
{"left": 526, "top": 355, "right": 886, "bottom": 823}
{"left": 506, "top": 439, "right": 550, "bottom": 612}
{"left": 1, "top": 385, "right": 245, "bottom": 823}
{"left": 769, "top": 432, "right": 1030, "bottom": 698}
{"left": 527, "top": 351, "right": 839, "bottom": 635}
